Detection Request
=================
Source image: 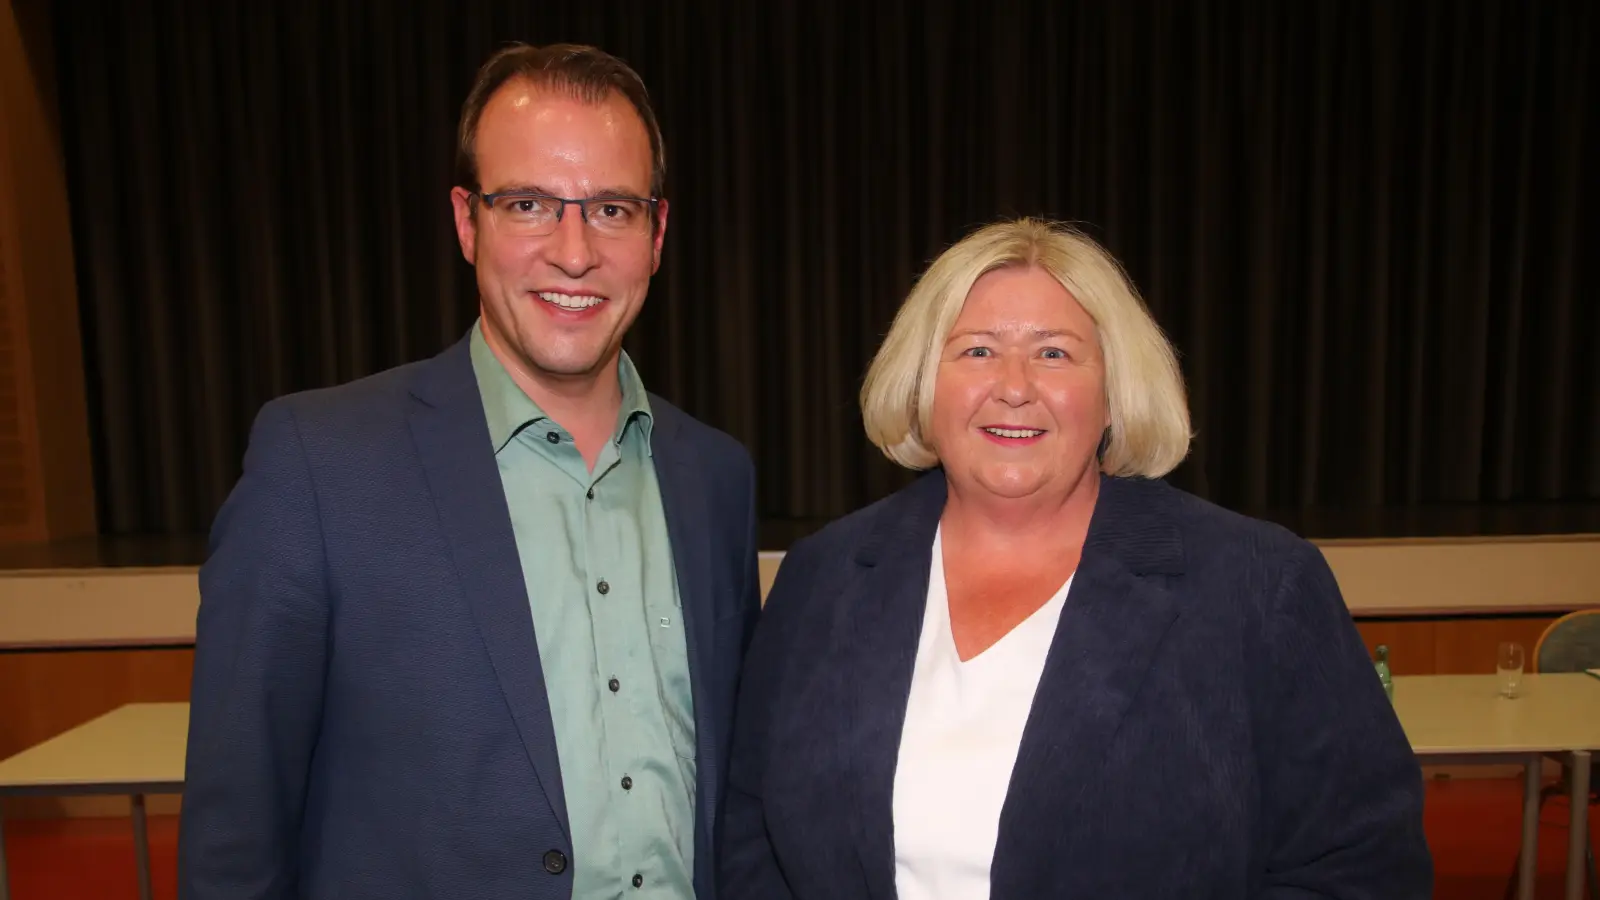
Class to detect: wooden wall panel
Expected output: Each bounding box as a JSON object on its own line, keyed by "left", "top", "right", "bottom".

{"left": 1354, "top": 620, "right": 1438, "bottom": 675}
{"left": 0, "top": 0, "right": 95, "bottom": 543}
{"left": 1356, "top": 617, "right": 1559, "bottom": 675}
{"left": 0, "top": 149, "right": 41, "bottom": 539}
{"left": 0, "top": 612, "right": 1577, "bottom": 818}
{"left": 1431, "top": 617, "right": 1559, "bottom": 675}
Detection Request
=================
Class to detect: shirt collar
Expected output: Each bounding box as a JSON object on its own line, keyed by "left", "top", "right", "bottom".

{"left": 469, "top": 319, "right": 654, "bottom": 455}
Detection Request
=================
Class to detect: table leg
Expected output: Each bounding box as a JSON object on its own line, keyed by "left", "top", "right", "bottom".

{"left": 0, "top": 800, "right": 11, "bottom": 900}
{"left": 1520, "top": 755, "right": 1541, "bottom": 900}
{"left": 131, "top": 794, "right": 152, "bottom": 900}
{"left": 1566, "top": 750, "right": 1591, "bottom": 900}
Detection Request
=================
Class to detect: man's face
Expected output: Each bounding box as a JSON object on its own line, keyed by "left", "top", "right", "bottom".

{"left": 451, "top": 80, "right": 667, "bottom": 383}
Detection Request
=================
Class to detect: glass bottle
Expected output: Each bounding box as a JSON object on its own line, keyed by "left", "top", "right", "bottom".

{"left": 1374, "top": 644, "right": 1394, "bottom": 701}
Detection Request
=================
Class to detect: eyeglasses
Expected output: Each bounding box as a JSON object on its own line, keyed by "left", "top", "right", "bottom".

{"left": 474, "top": 189, "right": 660, "bottom": 238}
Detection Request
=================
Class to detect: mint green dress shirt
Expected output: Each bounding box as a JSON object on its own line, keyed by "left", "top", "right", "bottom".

{"left": 470, "top": 322, "right": 696, "bottom": 899}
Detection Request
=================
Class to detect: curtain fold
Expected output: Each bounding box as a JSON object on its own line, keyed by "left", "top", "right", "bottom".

{"left": 54, "top": 0, "right": 1599, "bottom": 537}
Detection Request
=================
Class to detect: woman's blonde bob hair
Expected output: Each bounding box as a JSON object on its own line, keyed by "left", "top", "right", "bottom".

{"left": 860, "top": 217, "right": 1192, "bottom": 477}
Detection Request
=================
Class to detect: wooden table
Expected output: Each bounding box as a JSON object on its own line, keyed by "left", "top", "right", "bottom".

{"left": 1393, "top": 673, "right": 1600, "bottom": 900}
{"left": 0, "top": 703, "right": 188, "bottom": 900}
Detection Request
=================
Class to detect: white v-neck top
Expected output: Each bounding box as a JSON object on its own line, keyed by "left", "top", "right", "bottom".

{"left": 891, "top": 526, "right": 1073, "bottom": 900}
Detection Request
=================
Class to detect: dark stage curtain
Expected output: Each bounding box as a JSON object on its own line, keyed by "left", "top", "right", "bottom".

{"left": 53, "top": 0, "right": 1599, "bottom": 540}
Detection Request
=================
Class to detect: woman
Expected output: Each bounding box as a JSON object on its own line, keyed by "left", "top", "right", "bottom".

{"left": 720, "top": 219, "right": 1431, "bottom": 899}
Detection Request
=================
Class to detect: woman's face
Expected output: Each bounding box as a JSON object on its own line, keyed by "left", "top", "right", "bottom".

{"left": 930, "top": 266, "right": 1109, "bottom": 505}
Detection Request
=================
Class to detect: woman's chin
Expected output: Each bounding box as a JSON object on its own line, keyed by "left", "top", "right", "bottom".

{"left": 959, "top": 460, "right": 1098, "bottom": 504}
{"left": 966, "top": 466, "right": 1049, "bottom": 500}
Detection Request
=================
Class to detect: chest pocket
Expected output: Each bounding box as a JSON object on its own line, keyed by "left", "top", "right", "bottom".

{"left": 648, "top": 589, "right": 698, "bottom": 761}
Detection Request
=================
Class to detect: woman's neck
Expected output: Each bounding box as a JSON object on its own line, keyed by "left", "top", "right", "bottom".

{"left": 940, "top": 467, "right": 1102, "bottom": 558}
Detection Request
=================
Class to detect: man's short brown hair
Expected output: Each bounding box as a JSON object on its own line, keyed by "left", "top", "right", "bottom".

{"left": 455, "top": 42, "right": 666, "bottom": 198}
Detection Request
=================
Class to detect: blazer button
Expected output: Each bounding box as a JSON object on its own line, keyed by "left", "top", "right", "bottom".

{"left": 543, "top": 849, "right": 567, "bottom": 875}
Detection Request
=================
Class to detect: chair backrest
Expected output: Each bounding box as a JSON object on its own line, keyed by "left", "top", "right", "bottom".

{"left": 1533, "top": 609, "right": 1600, "bottom": 674}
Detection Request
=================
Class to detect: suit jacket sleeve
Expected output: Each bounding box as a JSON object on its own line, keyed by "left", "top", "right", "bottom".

{"left": 1257, "top": 543, "right": 1433, "bottom": 899}
{"left": 718, "top": 537, "right": 811, "bottom": 900}
{"left": 179, "top": 400, "right": 330, "bottom": 900}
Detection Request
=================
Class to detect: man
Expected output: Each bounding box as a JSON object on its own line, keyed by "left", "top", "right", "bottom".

{"left": 179, "top": 43, "right": 761, "bottom": 900}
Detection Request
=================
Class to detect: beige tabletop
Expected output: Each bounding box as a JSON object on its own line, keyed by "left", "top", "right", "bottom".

{"left": 0, "top": 702, "right": 188, "bottom": 795}
{"left": 1393, "top": 673, "right": 1600, "bottom": 756}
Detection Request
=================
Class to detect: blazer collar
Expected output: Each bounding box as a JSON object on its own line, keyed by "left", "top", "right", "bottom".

{"left": 643, "top": 400, "right": 721, "bottom": 846}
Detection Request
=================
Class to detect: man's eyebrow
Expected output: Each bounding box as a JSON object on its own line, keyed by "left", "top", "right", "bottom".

{"left": 483, "top": 183, "right": 550, "bottom": 196}
{"left": 485, "top": 184, "right": 650, "bottom": 200}
{"left": 586, "top": 187, "right": 653, "bottom": 200}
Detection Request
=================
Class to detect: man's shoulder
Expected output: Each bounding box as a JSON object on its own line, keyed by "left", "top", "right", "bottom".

{"left": 264, "top": 358, "right": 430, "bottom": 430}
{"left": 240, "top": 356, "right": 452, "bottom": 476}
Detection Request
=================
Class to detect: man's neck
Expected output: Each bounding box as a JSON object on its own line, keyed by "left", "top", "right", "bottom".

{"left": 481, "top": 326, "right": 622, "bottom": 467}
{"left": 514, "top": 364, "right": 621, "bottom": 436}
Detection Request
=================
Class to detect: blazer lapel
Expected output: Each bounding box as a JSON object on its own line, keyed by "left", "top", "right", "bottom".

{"left": 842, "top": 473, "right": 947, "bottom": 900}
{"left": 406, "top": 336, "right": 570, "bottom": 840}
{"left": 646, "top": 408, "right": 718, "bottom": 803}
{"left": 991, "top": 476, "right": 1184, "bottom": 895}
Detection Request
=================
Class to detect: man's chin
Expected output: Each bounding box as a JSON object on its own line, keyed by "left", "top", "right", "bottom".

{"left": 522, "top": 346, "right": 621, "bottom": 381}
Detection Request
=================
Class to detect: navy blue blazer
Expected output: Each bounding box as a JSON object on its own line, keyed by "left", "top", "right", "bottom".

{"left": 180, "top": 334, "right": 761, "bottom": 900}
{"left": 721, "top": 472, "right": 1431, "bottom": 899}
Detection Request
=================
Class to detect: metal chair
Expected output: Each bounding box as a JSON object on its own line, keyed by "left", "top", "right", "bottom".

{"left": 1504, "top": 609, "right": 1600, "bottom": 900}
{"left": 1536, "top": 610, "right": 1600, "bottom": 676}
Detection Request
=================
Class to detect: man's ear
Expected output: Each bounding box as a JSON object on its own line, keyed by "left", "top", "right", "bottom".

{"left": 450, "top": 187, "right": 479, "bottom": 264}
{"left": 650, "top": 198, "right": 670, "bottom": 273}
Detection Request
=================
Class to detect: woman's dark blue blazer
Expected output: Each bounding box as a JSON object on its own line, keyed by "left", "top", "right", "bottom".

{"left": 720, "top": 472, "right": 1431, "bottom": 900}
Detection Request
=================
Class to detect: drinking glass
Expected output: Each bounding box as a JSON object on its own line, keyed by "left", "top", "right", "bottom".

{"left": 1496, "top": 641, "right": 1525, "bottom": 698}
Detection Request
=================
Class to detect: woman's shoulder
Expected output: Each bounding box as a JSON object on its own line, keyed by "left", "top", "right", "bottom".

{"left": 1099, "top": 477, "right": 1331, "bottom": 606}
{"left": 1101, "top": 480, "right": 1344, "bottom": 645}
{"left": 1111, "top": 476, "right": 1316, "bottom": 560}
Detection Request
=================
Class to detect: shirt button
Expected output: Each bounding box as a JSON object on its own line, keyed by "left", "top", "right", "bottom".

{"left": 545, "top": 431, "right": 560, "bottom": 444}
{"left": 621, "top": 775, "right": 633, "bottom": 790}
{"left": 586, "top": 488, "right": 595, "bottom": 500}
{"left": 597, "top": 580, "right": 610, "bottom": 595}
{"left": 608, "top": 677, "right": 620, "bottom": 693}
{"left": 542, "top": 850, "right": 567, "bottom": 874}
{"left": 632, "top": 874, "right": 644, "bottom": 888}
